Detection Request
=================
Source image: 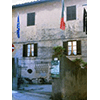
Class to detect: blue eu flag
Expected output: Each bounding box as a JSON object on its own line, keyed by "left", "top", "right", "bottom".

{"left": 17, "top": 15, "right": 20, "bottom": 38}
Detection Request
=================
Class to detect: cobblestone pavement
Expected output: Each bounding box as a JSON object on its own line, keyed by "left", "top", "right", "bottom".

{"left": 12, "top": 84, "right": 52, "bottom": 100}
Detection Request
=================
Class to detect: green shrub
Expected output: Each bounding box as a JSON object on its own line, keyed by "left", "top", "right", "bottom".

{"left": 52, "top": 46, "right": 65, "bottom": 60}
{"left": 72, "top": 58, "right": 87, "bottom": 68}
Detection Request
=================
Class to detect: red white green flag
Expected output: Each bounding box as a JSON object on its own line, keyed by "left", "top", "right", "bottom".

{"left": 60, "top": 0, "right": 65, "bottom": 30}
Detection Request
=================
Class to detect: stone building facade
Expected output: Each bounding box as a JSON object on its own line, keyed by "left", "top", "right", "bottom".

{"left": 12, "top": 0, "right": 87, "bottom": 80}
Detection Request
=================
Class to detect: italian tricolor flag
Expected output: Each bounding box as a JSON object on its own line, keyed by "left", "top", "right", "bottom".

{"left": 60, "top": 0, "right": 65, "bottom": 30}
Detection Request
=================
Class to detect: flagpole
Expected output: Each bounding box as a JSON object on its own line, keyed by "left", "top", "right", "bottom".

{"left": 16, "top": 12, "right": 21, "bottom": 88}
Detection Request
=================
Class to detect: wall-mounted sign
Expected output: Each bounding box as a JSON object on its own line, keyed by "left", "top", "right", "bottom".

{"left": 51, "top": 60, "right": 60, "bottom": 78}
{"left": 12, "top": 44, "right": 14, "bottom": 52}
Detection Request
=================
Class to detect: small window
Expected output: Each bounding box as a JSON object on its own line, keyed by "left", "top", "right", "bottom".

{"left": 63, "top": 40, "right": 81, "bottom": 56}
{"left": 67, "top": 5, "right": 76, "bottom": 21}
{"left": 27, "top": 12, "right": 35, "bottom": 26}
{"left": 23, "top": 43, "right": 38, "bottom": 57}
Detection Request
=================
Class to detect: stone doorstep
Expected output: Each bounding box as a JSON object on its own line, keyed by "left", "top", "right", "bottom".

{"left": 19, "top": 86, "right": 43, "bottom": 91}
{"left": 22, "top": 92, "right": 51, "bottom": 99}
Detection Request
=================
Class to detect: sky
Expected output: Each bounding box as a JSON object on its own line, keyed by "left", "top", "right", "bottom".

{"left": 12, "top": 0, "right": 38, "bottom": 5}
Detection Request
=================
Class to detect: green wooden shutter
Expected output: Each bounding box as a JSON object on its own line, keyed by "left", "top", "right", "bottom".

{"left": 63, "top": 41, "right": 68, "bottom": 55}
{"left": 67, "top": 5, "right": 76, "bottom": 21}
{"left": 23, "top": 44, "right": 27, "bottom": 57}
{"left": 72, "top": 6, "right": 76, "bottom": 20}
{"left": 67, "top": 6, "right": 73, "bottom": 20}
{"left": 12, "top": 58, "right": 16, "bottom": 77}
{"left": 27, "top": 12, "right": 35, "bottom": 26}
{"left": 34, "top": 43, "right": 38, "bottom": 57}
{"left": 77, "top": 40, "right": 81, "bottom": 55}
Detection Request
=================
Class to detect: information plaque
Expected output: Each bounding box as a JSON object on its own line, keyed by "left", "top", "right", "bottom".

{"left": 51, "top": 60, "right": 60, "bottom": 78}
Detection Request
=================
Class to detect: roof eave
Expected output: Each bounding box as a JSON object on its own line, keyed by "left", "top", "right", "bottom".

{"left": 12, "top": 0, "right": 60, "bottom": 9}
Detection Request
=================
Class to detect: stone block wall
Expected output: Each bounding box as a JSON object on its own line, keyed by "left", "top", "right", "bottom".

{"left": 52, "top": 55, "right": 87, "bottom": 100}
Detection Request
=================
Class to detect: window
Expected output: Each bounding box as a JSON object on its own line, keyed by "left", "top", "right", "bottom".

{"left": 27, "top": 44, "right": 34, "bottom": 57}
{"left": 23, "top": 43, "right": 38, "bottom": 57}
{"left": 68, "top": 41, "right": 77, "bottom": 55}
{"left": 67, "top": 5, "right": 76, "bottom": 21}
{"left": 27, "top": 12, "right": 35, "bottom": 26}
{"left": 63, "top": 40, "right": 81, "bottom": 55}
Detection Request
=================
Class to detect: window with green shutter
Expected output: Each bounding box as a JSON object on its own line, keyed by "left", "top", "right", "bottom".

{"left": 27, "top": 12, "right": 35, "bottom": 26}
{"left": 23, "top": 43, "right": 38, "bottom": 57}
{"left": 63, "top": 40, "right": 81, "bottom": 56}
{"left": 67, "top": 5, "right": 76, "bottom": 21}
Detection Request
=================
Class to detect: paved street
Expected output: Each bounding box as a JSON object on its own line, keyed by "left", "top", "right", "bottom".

{"left": 12, "top": 84, "right": 52, "bottom": 100}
